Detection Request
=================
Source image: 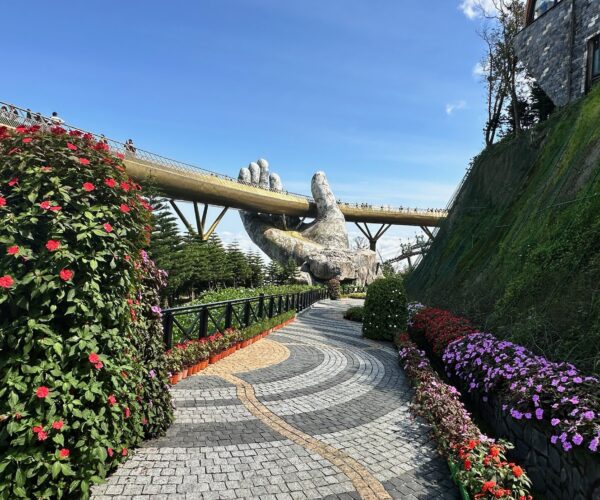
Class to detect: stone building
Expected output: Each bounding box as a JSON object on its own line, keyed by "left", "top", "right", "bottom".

{"left": 515, "top": 0, "right": 600, "bottom": 106}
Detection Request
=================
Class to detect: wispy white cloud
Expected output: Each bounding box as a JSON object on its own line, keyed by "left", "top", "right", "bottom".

{"left": 459, "top": 0, "right": 497, "bottom": 19}
{"left": 472, "top": 62, "right": 487, "bottom": 77}
{"left": 445, "top": 100, "right": 467, "bottom": 115}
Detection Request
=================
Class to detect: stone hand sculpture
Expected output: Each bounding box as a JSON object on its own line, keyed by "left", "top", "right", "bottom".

{"left": 238, "top": 159, "right": 380, "bottom": 285}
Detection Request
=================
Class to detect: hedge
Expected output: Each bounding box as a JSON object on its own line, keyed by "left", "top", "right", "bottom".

{"left": 362, "top": 276, "right": 407, "bottom": 340}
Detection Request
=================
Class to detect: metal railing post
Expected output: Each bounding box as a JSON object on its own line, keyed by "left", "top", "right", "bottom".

{"left": 258, "top": 294, "right": 265, "bottom": 319}
{"left": 199, "top": 307, "right": 209, "bottom": 338}
{"left": 243, "top": 300, "right": 251, "bottom": 327}
{"left": 225, "top": 302, "right": 233, "bottom": 330}
{"left": 268, "top": 296, "right": 275, "bottom": 318}
{"left": 163, "top": 311, "right": 174, "bottom": 349}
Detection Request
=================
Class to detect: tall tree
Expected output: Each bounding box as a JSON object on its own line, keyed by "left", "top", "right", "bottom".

{"left": 226, "top": 242, "right": 252, "bottom": 287}
{"left": 247, "top": 252, "right": 266, "bottom": 288}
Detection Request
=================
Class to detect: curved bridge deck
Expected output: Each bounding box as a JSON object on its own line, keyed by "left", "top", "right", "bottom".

{"left": 92, "top": 300, "right": 456, "bottom": 499}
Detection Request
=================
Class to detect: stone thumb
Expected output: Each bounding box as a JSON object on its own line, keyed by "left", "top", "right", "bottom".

{"left": 311, "top": 171, "right": 342, "bottom": 218}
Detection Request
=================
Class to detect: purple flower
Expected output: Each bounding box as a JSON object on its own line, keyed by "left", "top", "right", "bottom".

{"left": 573, "top": 377, "right": 583, "bottom": 384}
{"left": 551, "top": 418, "right": 560, "bottom": 426}
{"left": 573, "top": 434, "right": 584, "bottom": 446}
{"left": 550, "top": 435, "right": 558, "bottom": 444}
{"left": 151, "top": 305, "right": 162, "bottom": 317}
{"left": 524, "top": 412, "right": 532, "bottom": 420}
{"left": 510, "top": 409, "right": 523, "bottom": 420}
{"left": 563, "top": 442, "right": 573, "bottom": 452}
{"left": 570, "top": 396, "right": 579, "bottom": 405}
{"left": 590, "top": 438, "right": 599, "bottom": 452}
{"left": 583, "top": 411, "right": 595, "bottom": 420}
{"left": 557, "top": 386, "right": 566, "bottom": 393}
{"left": 148, "top": 369, "right": 156, "bottom": 379}
{"left": 535, "top": 408, "right": 544, "bottom": 420}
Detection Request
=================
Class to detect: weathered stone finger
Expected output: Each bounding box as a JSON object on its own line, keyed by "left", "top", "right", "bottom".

{"left": 270, "top": 173, "right": 283, "bottom": 191}
{"left": 258, "top": 158, "right": 270, "bottom": 189}
{"left": 249, "top": 162, "right": 260, "bottom": 185}
{"left": 311, "top": 171, "right": 342, "bottom": 218}
{"left": 238, "top": 167, "right": 251, "bottom": 183}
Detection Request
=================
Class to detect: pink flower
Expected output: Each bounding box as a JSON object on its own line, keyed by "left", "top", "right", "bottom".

{"left": 37, "top": 430, "right": 48, "bottom": 441}
{"left": 52, "top": 420, "right": 64, "bottom": 430}
{"left": 107, "top": 447, "right": 114, "bottom": 457}
{"left": 82, "top": 182, "right": 95, "bottom": 192}
{"left": 59, "top": 269, "right": 74, "bottom": 281}
{"left": 22, "top": 137, "right": 33, "bottom": 143}
{"left": 8, "top": 177, "right": 18, "bottom": 187}
{"left": 103, "top": 223, "right": 113, "bottom": 233}
{"left": 88, "top": 352, "right": 100, "bottom": 364}
{"left": 0, "top": 196, "right": 6, "bottom": 207}
{"left": 45, "top": 240, "right": 60, "bottom": 252}
{"left": 36, "top": 386, "right": 50, "bottom": 398}
{"left": 7, "top": 246, "right": 19, "bottom": 255}
{"left": 107, "top": 394, "right": 116, "bottom": 406}
{"left": 119, "top": 204, "right": 131, "bottom": 213}
{"left": 104, "top": 178, "right": 117, "bottom": 188}
{"left": 59, "top": 448, "right": 70, "bottom": 458}
{"left": 0, "top": 275, "right": 14, "bottom": 289}
{"left": 78, "top": 158, "right": 90, "bottom": 166}
{"left": 66, "top": 142, "right": 78, "bottom": 151}
{"left": 121, "top": 448, "right": 128, "bottom": 456}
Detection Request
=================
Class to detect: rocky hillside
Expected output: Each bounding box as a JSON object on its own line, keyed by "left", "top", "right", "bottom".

{"left": 406, "top": 86, "right": 600, "bottom": 375}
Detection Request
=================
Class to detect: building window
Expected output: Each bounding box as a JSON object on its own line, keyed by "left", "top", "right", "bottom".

{"left": 526, "top": 0, "right": 563, "bottom": 24}
{"left": 587, "top": 36, "right": 600, "bottom": 91}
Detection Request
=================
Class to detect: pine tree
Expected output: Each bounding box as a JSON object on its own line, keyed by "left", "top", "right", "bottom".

{"left": 226, "top": 242, "right": 251, "bottom": 287}
{"left": 206, "top": 233, "right": 229, "bottom": 288}
{"left": 247, "top": 252, "right": 266, "bottom": 287}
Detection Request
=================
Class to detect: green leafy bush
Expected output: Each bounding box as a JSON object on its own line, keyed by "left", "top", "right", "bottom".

{"left": 192, "top": 284, "right": 321, "bottom": 304}
{"left": 327, "top": 278, "right": 341, "bottom": 300}
{"left": 362, "top": 276, "right": 407, "bottom": 340}
{"left": 0, "top": 125, "right": 172, "bottom": 498}
{"left": 348, "top": 292, "right": 366, "bottom": 299}
{"left": 343, "top": 306, "right": 364, "bottom": 322}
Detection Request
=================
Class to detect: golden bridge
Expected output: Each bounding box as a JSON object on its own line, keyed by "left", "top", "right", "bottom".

{"left": 0, "top": 102, "right": 447, "bottom": 249}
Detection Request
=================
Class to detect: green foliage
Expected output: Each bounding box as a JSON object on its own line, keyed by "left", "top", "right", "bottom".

{"left": 238, "top": 310, "right": 295, "bottom": 341}
{"left": 347, "top": 292, "right": 366, "bottom": 299}
{"left": 0, "top": 125, "right": 172, "bottom": 498}
{"left": 327, "top": 278, "right": 341, "bottom": 300}
{"left": 343, "top": 306, "right": 364, "bottom": 322}
{"left": 191, "top": 284, "right": 320, "bottom": 305}
{"left": 362, "top": 276, "right": 407, "bottom": 340}
{"left": 407, "top": 86, "right": 600, "bottom": 375}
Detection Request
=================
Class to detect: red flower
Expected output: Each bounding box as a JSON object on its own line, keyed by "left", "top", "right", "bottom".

{"left": 116, "top": 153, "right": 125, "bottom": 160}
{"left": 41, "top": 166, "right": 52, "bottom": 172}
{"left": 121, "top": 448, "right": 128, "bottom": 456}
{"left": 22, "top": 137, "right": 33, "bottom": 143}
{"left": 482, "top": 481, "right": 496, "bottom": 493}
{"left": 36, "top": 386, "right": 50, "bottom": 398}
{"left": 78, "top": 158, "right": 90, "bottom": 165}
{"left": 88, "top": 352, "right": 100, "bottom": 364}
{"left": 489, "top": 446, "right": 500, "bottom": 457}
{"left": 119, "top": 204, "right": 131, "bottom": 213}
{"left": 66, "top": 142, "right": 78, "bottom": 150}
{"left": 59, "top": 448, "right": 70, "bottom": 458}
{"left": 463, "top": 459, "right": 472, "bottom": 471}
{"left": 32, "top": 426, "right": 43, "bottom": 434}
{"left": 120, "top": 182, "right": 130, "bottom": 192}
{"left": 467, "top": 439, "right": 478, "bottom": 450}
{"left": 49, "top": 205, "right": 61, "bottom": 212}
{"left": 8, "top": 177, "right": 18, "bottom": 187}
{"left": 15, "top": 125, "right": 27, "bottom": 134}
{"left": 104, "top": 178, "right": 117, "bottom": 188}
{"left": 82, "top": 182, "right": 95, "bottom": 192}
{"left": 37, "top": 430, "right": 48, "bottom": 441}
{"left": 107, "top": 447, "right": 114, "bottom": 457}
{"left": 107, "top": 394, "right": 117, "bottom": 406}
{"left": 7, "top": 246, "right": 19, "bottom": 255}
{"left": 94, "top": 362, "right": 104, "bottom": 370}
{"left": 52, "top": 420, "right": 64, "bottom": 430}
{"left": 1, "top": 275, "right": 15, "bottom": 289}
{"left": 124, "top": 407, "right": 131, "bottom": 419}
{"left": 59, "top": 269, "right": 74, "bottom": 281}
{"left": 512, "top": 465, "right": 523, "bottom": 478}
{"left": 0, "top": 196, "right": 6, "bottom": 207}
{"left": 39, "top": 201, "right": 51, "bottom": 210}
{"left": 103, "top": 223, "right": 113, "bottom": 233}
{"left": 8, "top": 147, "right": 20, "bottom": 155}
{"left": 45, "top": 240, "right": 60, "bottom": 252}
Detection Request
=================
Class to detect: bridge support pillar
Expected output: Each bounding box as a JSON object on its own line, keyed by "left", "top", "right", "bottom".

{"left": 354, "top": 223, "right": 392, "bottom": 251}
{"left": 170, "top": 200, "right": 229, "bottom": 241}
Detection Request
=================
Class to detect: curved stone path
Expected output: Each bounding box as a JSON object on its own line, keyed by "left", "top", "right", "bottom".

{"left": 92, "top": 299, "right": 457, "bottom": 500}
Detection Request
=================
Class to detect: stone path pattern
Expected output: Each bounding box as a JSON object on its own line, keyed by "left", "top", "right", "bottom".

{"left": 92, "top": 299, "right": 457, "bottom": 499}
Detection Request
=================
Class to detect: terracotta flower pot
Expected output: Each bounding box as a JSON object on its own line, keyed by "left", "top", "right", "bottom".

{"left": 199, "top": 359, "right": 209, "bottom": 370}
{"left": 242, "top": 340, "right": 250, "bottom": 348}
{"left": 209, "top": 354, "right": 219, "bottom": 364}
{"left": 169, "top": 375, "right": 178, "bottom": 385}
{"left": 182, "top": 368, "right": 189, "bottom": 379}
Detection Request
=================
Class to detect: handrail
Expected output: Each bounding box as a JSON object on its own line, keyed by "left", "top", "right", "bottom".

{"left": 161, "top": 289, "right": 328, "bottom": 348}
{"left": 0, "top": 100, "right": 448, "bottom": 217}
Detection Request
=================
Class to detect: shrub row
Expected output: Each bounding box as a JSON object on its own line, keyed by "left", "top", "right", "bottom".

{"left": 409, "top": 305, "right": 600, "bottom": 455}
{"left": 397, "top": 334, "right": 533, "bottom": 500}
{"left": 187, "top": 284, "right": 322, "bottom": 305}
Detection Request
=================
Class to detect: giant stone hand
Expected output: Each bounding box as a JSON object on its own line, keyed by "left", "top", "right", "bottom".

{"left": 238, "top": 159, "right": 380, "bottom": 285}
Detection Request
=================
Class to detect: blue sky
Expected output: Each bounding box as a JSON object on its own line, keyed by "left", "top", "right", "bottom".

{"left": 3, "top": 0, "right": 488, "bottom": 262}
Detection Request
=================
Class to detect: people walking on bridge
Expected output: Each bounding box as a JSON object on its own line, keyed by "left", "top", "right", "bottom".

{"left": 124, "top": 138, "right": 137, "bottom": 157}
{"left": 49, "top": 111, "right": 64, "bottom": 126}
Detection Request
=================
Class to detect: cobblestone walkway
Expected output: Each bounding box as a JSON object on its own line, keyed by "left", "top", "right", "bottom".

{"left": 93, "top": 299, "right": 457, "bottom": 500}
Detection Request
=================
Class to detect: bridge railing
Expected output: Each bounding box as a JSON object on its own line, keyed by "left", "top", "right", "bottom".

{"left": 161, "top": 289, "right": 327, "bottom": 348}
{"left": 0, "top": 100, "right": 447, "bottom": 218}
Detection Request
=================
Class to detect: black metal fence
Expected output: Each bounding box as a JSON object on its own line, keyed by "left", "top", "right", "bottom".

{"left": 162, "top": 289, "right": 328, "bottom": 348}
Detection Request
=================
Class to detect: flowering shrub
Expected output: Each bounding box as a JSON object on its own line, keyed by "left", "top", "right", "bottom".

{"left": 410, "top": 307, "right": 473, "bottom": 354}
{"left": 327, "top": 278, "right": 341, "bottom": 300}
{"left": 362, "top": 276, "right": 407, "bottom": 340}
{"left": 407, "top": 301, "right": 426, "bottom": 327}
{"left": 0, "top": 125, "right": 171, "bottom": 498}
{"left": 397, "top": 334, "right": 533, "bottom": 499}
{"left": 444, "top": 333, "right": 600, "bottom": 454}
